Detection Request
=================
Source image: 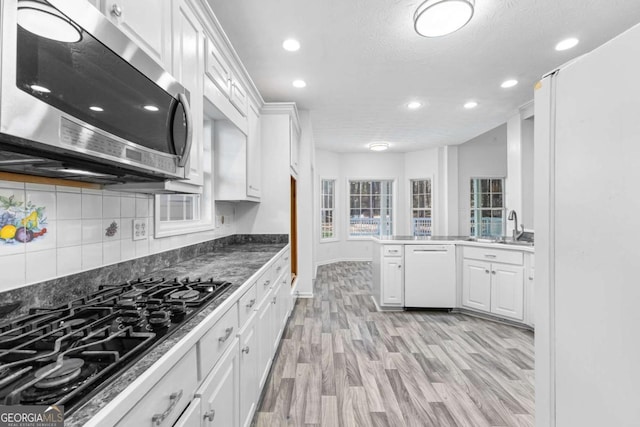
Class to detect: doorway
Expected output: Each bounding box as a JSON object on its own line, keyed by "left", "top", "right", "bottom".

{"left": 290, "top": 175, "right": 298, "bottom": 284}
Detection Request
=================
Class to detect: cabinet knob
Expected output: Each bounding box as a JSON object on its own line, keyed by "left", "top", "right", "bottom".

{"left": 272, "top": 297, "right": 277, "bottom": 304}
{"left": 203, "top": 409, "right": 216, "bottom": 422}
{"left": 485, "top": 269, "right": 490, "bottom": 274}
{"left": 398, "top": 265, "right": 402, "bottom": 269}
{"left": 246, "top": 299, "right": 256, "bottom": 308}
{"left": 263, "top": 280, "right": 271, "bottom": 287}
{"left": 242, "top": 346, "right": 250, "bottom": 354}
{"left": 110, "top": 4, "right": 123, "bottom": 17}
{"left": 491, "top": 271, "right": 496, "bottom": 275}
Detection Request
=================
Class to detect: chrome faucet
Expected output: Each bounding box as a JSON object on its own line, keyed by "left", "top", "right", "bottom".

{"left": 508, "top": 210, "right": 525, "bottom": 240}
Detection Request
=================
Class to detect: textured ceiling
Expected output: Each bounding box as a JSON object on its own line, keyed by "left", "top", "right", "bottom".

{"left": 207, "top": 0, "right": 640, "bottom": 152}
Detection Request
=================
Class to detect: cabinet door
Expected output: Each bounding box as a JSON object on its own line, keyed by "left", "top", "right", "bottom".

{"left": 491, "top": 264, "right": 525, "bottom": 320}
{"left": 246, "top": 103, "right": 262, "bottom": 199}
{"left": 462, "top": 259, "right": 492, "bottom": 312}
{"left": 205, "top": 37, "right": 231, "bottom": 97}
{"left": 229, "top": 75, "right": 248, "bottom": 117}
{"left": 104, "top": 0, "right": 169, "bottom": 68}
{"left": 289, "top": 117, "right": 300, "bottom": 174}
{"left": 239, "top": 315, "right": 258, "bottom": 427}
{"left": 382, "top": 257, "right": 403, "bottom": 306}
{"left": 197, "top": 339, "right": 240, "bottom": 427}
{"left": 256, "top": 288, "right": 275, "bottom": 390}
{"left": 173, "top": 398, "right": 201, "bottom": 427}
{"left": 172, "top": 0, "right": 204, "bottom": 186}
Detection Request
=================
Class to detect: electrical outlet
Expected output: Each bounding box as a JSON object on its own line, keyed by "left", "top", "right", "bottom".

{"left": 133, "top": 219, "right": 147, "bottom": 240}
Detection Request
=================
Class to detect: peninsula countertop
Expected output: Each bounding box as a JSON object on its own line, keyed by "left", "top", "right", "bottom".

{"left": 372, "top": 235, "right": 535, "bottom": 253}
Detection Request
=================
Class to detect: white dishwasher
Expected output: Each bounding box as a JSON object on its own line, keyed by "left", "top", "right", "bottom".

{"left": 404, "top": 245, "right": 456, "bottom": 308}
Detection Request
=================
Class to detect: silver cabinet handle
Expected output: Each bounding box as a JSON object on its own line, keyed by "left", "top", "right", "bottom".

{"left": 285, "top": 256, "right": 290, "bottom": 261}
{"left": 246, "top": 299, "right": 256, "bottom": 308}
{"left": 218, "top": 327, "right": 233, "bottom": 343}
{"left": 485, "top": 269, "right": 490, "bottom": 273}
{"left": 389, "top": 250, "right": 399, "bottom": 253}
{"left": 110, "top": 3, "right": 122, "bottom": 16}
{"left": 276, "top": 266, "right": 282, "bottom": 272}
{"left": 484, "top": 254, "right": 497, "bottom": 258}
{"left": 491, "top": 271, "right": 496, "bottom": 275}
{"left": 152, "top": 390, "right": 182, "bottom": 426}
{"left": 203, "top": 409, "right": 215, "bottom": 422}
{"left": 529, "top": 276, "right": 534, "bottom": 280}
{"left": 242, "top": 346, "right": 250, "bottom": 354}
{"left": 263, "top": 280, "right": 271, "bottom": 287}
{"left": 272, "top": 297, "right": 277, "bottom": 304}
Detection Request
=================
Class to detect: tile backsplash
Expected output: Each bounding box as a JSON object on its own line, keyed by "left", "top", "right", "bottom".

{"left": 0, "top": 180, "right": 236, "bottom": 292}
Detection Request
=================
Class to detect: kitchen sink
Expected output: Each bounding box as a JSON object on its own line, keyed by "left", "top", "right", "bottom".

{"left": 466, "top": 236, "right": 534, "bottom": 247}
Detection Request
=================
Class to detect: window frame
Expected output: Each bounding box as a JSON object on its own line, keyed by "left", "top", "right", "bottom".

{"left": 319, "top": 177, "right": 338, "bottom": 243}
{"left": 346, "top": 177, "right": 396, "bottom": 240}
{"left": 469, "top": 176, "right": 506, "bottom": 238}
{"left": 409, "top": 177, "right": 433, "bottom": 237}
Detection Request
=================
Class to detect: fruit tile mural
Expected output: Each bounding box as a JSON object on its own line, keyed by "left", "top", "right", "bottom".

{"left": 0, "top": 195, "right": 48, "bottom": 244}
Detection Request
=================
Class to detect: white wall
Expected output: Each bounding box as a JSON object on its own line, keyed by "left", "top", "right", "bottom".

{"left": 295, "top": 110, "right": 315, "bottom": 296}
{"left": 0, "top": 181, "right": 236, "bottom": 293}
{"left": 457, "top": 124, "right": 508, "bottom": 234}
{"left": 521, "top": 117, "right": 535, "bottom": 228}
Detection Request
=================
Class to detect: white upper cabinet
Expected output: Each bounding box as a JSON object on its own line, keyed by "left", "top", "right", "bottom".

{"left": 172, "top": 0, "right": 205, "bottom": 186}
{"left": 229, "top": 73, "right": 248, "bottom": 117}
{"left": 290, "top": 116, "right": 301, "bottom": 175}
{"left": 205, "top": 36, "right": 232, "bottom": 98}
{"left": 246, "top": 102, "right": 262, "bottom": 198}
{"left": 102, "top": 0, "right": 171, "bottom": 69}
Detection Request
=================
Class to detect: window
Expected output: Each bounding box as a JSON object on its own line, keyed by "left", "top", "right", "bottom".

{"left": 320, "top": 179, "right": 336, "bottom": 240}
{"left": 470, "top": 178, "right": 504, "bottom": 237}
{"left": 349, "top": 180, "right": 393, "bottom": 237}
{"left": 411, "top": 179, "right": 432, "bottom": 236}
{"left": 158, "top": 194, "right": 201, "bottom": 222}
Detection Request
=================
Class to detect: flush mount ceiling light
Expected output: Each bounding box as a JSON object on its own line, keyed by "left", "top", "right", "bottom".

{"left": 369, "top": 143, "right": 389, "bottom": 152}
{"left": 464, "top": 101, "right": 478, "bottom": 109}
{"left": 555, "top": 37, "right": 579, "bottom": 51}
{"left": 414, "top": 0, "right": 475, "bottom": 37}
{"left": 282, "top": 38, "right": 300, "bottom": 52}
{"left": 501, "top": 79, "right": 518, "bottom": 88}
{"left": 292, "top": 79, "right": 306, "bottom": 88}
{"left": 17, "top": 0, "right": 82, "bottom": 43}
{"left": 407, "top": 101, "right": 423, "bottom": 110}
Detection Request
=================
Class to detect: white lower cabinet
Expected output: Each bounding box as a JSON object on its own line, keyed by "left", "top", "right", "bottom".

{"left": 173, "top": 398, "right": 201, "bottom": 427}
{"left": 256, "top": 287, "right": 275, "bottom": 390}
{"left": 239, "top": 314, "right": 258, "bottom": 427}
{"left": 196, "top": 338, "right": 240, "bottom": 427}
{"left": 462, "top": 247, "right": 525, "bottom": 321}
{"left": 382, "top": 257, "right": 403, "bottom": 306}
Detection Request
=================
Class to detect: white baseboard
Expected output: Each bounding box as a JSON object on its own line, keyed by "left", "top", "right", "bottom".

{"left": 290, "top": 277, "right": 313, "bottom": 298}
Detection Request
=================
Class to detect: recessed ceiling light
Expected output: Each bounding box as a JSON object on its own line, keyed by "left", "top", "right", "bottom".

{"left": 464, "top": 101, "right": 478, "bottom": 109}
{"left": 407, "top": 101, "right": 422, "bottom": 110}
{"left": 555, "top": 37, "right": 579, "bottom": 51}
{"left": 143, "top": 105, "right": 159, "bottom": 112}
{"left": 501, "top": 79, "right": 518, "bottom": 89}
{"left": 30, "top": 84, "right": 50, "bottom": 93}
{"left": 414, "top": 0, "right": 475, "bottom": 37}
{"left": 292, "top": 79, "right": 306, "bottom": 88}
{"left": 89, "top": 106, "right": 104, "bottom": 112}
{"left": 369, "top": 143, "right": 389, "bottom": 152}
{"left": 282, "top": 38, "right": 300, "bottom": 52}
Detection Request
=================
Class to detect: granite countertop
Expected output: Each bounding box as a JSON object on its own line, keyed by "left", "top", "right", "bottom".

{"left": 373, "top": 235, "right": 535, "bottom": 251}
{"left": 65, "top": 241, "right": 287, "bottom": 427}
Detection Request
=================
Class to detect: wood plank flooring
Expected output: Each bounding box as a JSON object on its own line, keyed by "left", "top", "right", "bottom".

{"left": 253, "top": 261, "right": 534, "bottom": 427}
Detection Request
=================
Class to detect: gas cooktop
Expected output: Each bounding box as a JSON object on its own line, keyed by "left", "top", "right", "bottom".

{"left": 0, "top": 277, "right": 232, "bottom": 414}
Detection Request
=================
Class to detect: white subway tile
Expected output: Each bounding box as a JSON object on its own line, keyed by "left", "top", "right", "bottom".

{"left": 102, "top": 218, "right": 121, "bottom": 241}
{"left": 25, "top": 189, "right": 57, "bottom": 221}
{"left": 0, "top": 253, "right": 25, "bottom": 290}
{"left": 57, "top": 220, "right": 82, "bottom": 247}
{"left": 135, "top": 239, "right": 149, "bottom": 257}
{"left": 120, "top": 218, "right": 132, "bottom": 241}
{"left": 120, "top": 197, "right": 135, "bottom": 218}
{"left": 25, "top": 220, "right": 56, "bottom": 253}
{"left": 103, "top": 240, "right": 121, "bottom": 265}
{"left": 0, "top": 181, "right": 25, "bottom": 190}
{"left": 81, "top": 243, "right": 102, "bottom": 270}
{"left": 121, "top": 239, "right": 135, "bottom": 260}
{"left": 82, "top": 219, "right": 102, "bottom": 244}
{"left": 57, "top": 246, "right": 82, "bottom": 276}
{"left": 135, "top": 197, "right": 149, "bottom": 218}
{"left": 82, "top": 194, "right": 102, "bottom": 219}
{"left": 103, "top": 195, "right": 121, "bottom": 219}
{"left": 55, "top": 185, "right": 80, "bottom": 193}
{"left": 26, "top": 249, "right": 56, "bottom": 284}
{"left": 57, "top": 192, "right": 81, "bottom": 220}
{"left": 25, "top": 183, "right": 54, "bottom": 191}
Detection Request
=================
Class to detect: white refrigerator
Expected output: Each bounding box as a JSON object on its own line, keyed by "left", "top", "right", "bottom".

{"left": 534, "top": 22, "right": 640, "bottom": 427}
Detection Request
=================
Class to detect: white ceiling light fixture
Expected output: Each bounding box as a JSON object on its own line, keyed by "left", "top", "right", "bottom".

{"left": 555, "top": 37, "right": 579, "bottom": 51}
{"left": 407, "top": 101, "right": 423, "bottom": 110}
{"left": 292, "top": 79, "right": 307, "bottom": 88}
{"left": 464, "top": 101, "right": 478, "bottom": 109}
{"left": 501, "top": 79, "right": 518, "bottom": 88}
{"left": 30, "top": 84, "right": 50, "bottom": 93}
{"left": 282, "top": 38, "right": 301, "bottom": 52}
{"left": 414, "top": 0, "right": 475, "bottom": 38}
{"left": 143, "top": 105, "right": 159, "bottom": 112}
{"left": 369, "top": 142, "right": 389, "bottom": 152}
{"left": 17, "top": 0, "right": 82, "bottom": 43}
{"left": 89, "top": 106, "right": 104, "bottom": 112}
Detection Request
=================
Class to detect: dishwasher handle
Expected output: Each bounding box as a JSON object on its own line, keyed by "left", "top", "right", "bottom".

{"left": 409, "top": 246, "right": 451, "bottom": 253}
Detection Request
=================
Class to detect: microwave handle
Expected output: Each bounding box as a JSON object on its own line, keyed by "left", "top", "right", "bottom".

{"left": 176, "top": 93, "right": 193, "bottom": 168}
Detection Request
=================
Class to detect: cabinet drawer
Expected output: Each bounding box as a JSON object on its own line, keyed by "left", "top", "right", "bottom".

{"left": 239, "top": 283, "right": 257, "bottom": 328}
{"left": 463, "top": 246, "right": 523, "bottom": 265}
{"left": 383, "top": 245, "right": 403, "bottom": 257}
{"left": 205, "top": 37, "right": 231, "bottom": 96}
{"left": 116, "top": 347, "right": 197, "bottom": 427}
{"left": 199, "top": 303, "right": 239, "bottom": 377}
{"left": 255, "top": 268, "right": 274, "bottom": 306}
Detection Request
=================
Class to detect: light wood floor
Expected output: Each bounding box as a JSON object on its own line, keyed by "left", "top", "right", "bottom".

{"left": 253, "top": 262, "right": 535, "bottom": 427}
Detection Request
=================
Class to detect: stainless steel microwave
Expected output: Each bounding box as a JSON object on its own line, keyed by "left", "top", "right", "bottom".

{"left": 0, "top": 0, "right": 192, "bottom": 184}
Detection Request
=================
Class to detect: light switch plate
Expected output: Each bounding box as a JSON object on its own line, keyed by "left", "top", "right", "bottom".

{"left": 132, "top": 219, "right": 147, "bottom": 241}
